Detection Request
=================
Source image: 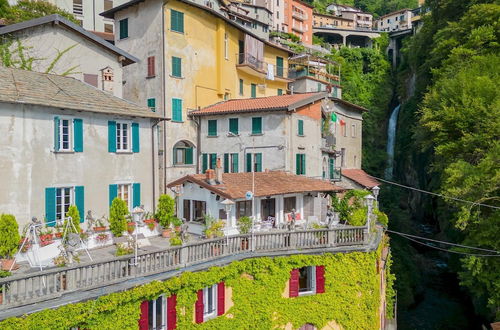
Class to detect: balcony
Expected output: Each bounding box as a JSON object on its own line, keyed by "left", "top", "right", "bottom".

{"left": 292, "top": 24, "right": 305, "bottom": 33}
{"left": 292, "top": 11, "right": 308, "bottom": 21}
{"left": 289, "top": 67, "right": 340, "bottom": 85}
{"left": 236, "top": 53, "right": 293, "bottom": 82}
{"left": 0, "top": 227, "right": 381, "bottom": 315}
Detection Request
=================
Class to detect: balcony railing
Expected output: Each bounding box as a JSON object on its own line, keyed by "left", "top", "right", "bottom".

{"left": 0, "top": 227, "right": 378, "bottom": 311}
{"left": 236, "top": 53, "right": 264, "bottom": 72}
{"left": 292, "top": 25, "right": 305, "bottom": 33}
{"left": 292, "top": 11, "right": 308, "bottom": 21}
{"left": 289, "top": 67, "right": 340, "bottom": 85}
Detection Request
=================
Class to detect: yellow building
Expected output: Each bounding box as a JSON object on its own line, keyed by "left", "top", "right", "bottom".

{"left": 103, "top": 0, "right": 292, "bottom": 188}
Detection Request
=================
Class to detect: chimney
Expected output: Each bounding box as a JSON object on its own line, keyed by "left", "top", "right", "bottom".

{"left": 205, "top": 169, "right": 216, "bottom": 185}
{"left": 215, "top": 158, "right": 223, "bottom": 183}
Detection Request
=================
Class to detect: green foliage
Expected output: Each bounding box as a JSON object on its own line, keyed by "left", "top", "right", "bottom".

{"left": 374, "top": 208, "right": 389, "bottom": 226}
{"left": 109, "top": 198, "right": 129, "bottom": 237}
{"left": 354, "top": 0, "right": 418, "bottom": 17}
{"left": 331, "top": 189, "right": 370, "bottom": 223}
{"left": 169, "top": 231, "right": 183, "bottom": 246}
{"left": 0, "top": 250, "right": 387, "bottom": 329}
{"left": 0, "top": 214, "right": 20, "bottom": 258}
{"left": 156, "top": 194, "right": 175, "bottom": 228}
{"left": 0, "top": 0, "right": 77, "bottom": 25}
{"left": 115, "top": 244, "right": 133, "bottom": 256}
{"left": 348, "top": 207, "right": 368, "bottom": 226}
{"left": 204, "top": 220, "right": 225, "bottom": 238}
{"left": 385, "top": 250, "right": 396, "bottom": 319}
{"left": 237, "top": 216, "right": 252, "bottom": 234}
{"left": 64, "top": 205, "right": 80, "bottom": 235}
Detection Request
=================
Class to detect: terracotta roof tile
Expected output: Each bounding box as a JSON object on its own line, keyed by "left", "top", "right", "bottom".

{"left": 342, "top": 169, "right": 380, "bottom": 189}
{"left": 167, "top": 171, "right": 344, "bottom": 199}
{"left": 190, "top": 92, "right": 326, "bottom": 116}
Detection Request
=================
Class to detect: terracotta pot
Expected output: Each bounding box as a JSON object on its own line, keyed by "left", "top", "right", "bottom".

{"left": 175, "top": 226, "right": 181, "bottom": 232}
{"left": 40, "top": 240, "right": 54, "bottom": 247}
{"left": 55, "top": 232, "right": 63, "bottom": 238}
{"left": 93, "top": 226, "right": 107, "bottom": 232}
{"left": 162, "top": 229, "right": 172, "bottom": 238}
{"left": 144, "top": 219, "right": 156, "bottom": 224}
{"left": 1, "top": 259, "right": 17, "bottom": 271}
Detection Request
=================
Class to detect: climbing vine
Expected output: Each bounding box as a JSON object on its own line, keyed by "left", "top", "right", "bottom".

{"left": 0, "top": 246, "right": 391, "bottom": 329}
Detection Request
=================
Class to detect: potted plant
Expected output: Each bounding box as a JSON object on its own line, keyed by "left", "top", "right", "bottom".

{"left": 143, "top": 212, "right": 156, "bottom": 223}
{"left": 169, "top": 231, "right": 183, "bottom": 246}
{"left": 156, "top": 194, "right": 175, "bottom": 238}
{"left": 172, "top": 217, "right": 182, "bottom": 232}
{"left": 146, "top": 221, "right": 157, "bottom": 231}
{"left": 54, "top": 224, "right": 63, "bottom": 238}
{"left": 19, "top": 236, "right": 31, "bottom": 253}
{"left": 0, "top": 214, "right": 20, "bottom": 271}
{"left": 237, "top": 216, "right": 252, "bottom": 250}
{"left": 64, "top": 205, "right": 81, "bottom": 236}
{"left": 39, "top": 228, "right": 54, "bottom": 246}
{"left": 127, "top": 221, "right": 136, "bottom": 234}
{"left": 95, "top": 233, "right": 109, "bottom": 244}
{"left": 204, "top": 219, "right": 225, "bottom": 239}
{"left": 109, "top": 197, "right": 129, "bottom": 237}
{"left": 93, "top": 217, "right": 108, "bottom": 232}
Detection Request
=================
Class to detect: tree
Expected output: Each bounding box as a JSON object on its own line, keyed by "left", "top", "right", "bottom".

{"left": 0, "top": 0, "right": 77, "bottom": 25}
{"left": 156, "top": 194, "right": 175, "bottom": 229}
{"left": 0, "top": 214, "right": 20, "bottom": 259}
{"left": 64, "top": 205, "right": 81, "bottom": 235}
{"left": 109, "top": 198, "right": 129, "bottom": 237}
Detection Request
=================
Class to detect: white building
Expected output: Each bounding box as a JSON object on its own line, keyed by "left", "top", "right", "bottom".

{"left": 325, "top": 4, "right": 373, "bottom": 30}
{"left": 374, "top": 9, "right": 413, "bottom": 32}
{"left": 0, "top": 66, "right": 161, "bottom": 230}
{"left": 0, "top": 14, "right": 138, "bottom": 98}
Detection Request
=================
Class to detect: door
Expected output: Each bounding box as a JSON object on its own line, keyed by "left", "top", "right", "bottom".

{"left": 261, "top": 198, "right": 276, "bottom": 221}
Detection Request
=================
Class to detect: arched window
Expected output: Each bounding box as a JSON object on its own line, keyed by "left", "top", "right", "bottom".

{"left": 173, "top": 141, "right": 194, "bottom": 165}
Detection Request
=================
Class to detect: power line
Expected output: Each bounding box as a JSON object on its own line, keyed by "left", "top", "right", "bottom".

{"left": 386, "top": 230, "right": 500, "bottom": 257}
{"left": 386, "top": 230, "right": 500, "bottom": 254}
{"left": 368, "top": 175, "right": 500, "bottom": 210}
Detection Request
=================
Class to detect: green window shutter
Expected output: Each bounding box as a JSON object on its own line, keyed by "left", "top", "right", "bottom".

{"left": 171, "top": 9, "right": 184, "bottom": 33}
{"left": 147, "top": 98, "right": 156, "bottom": 112}
{"left": 255, "top": 153, "right": 262, "bottom": 172}
{"left": 298, "top": 119, "right": 304, "bottom": 136}
{"left": 302, "top": 154, "right": 306, "bottom": 175}
{"left": 172, "top": 98, "right": 182, "bottom": 122}
{"left": 172, "top": 56, "right": 182, "bottom": 77}
{"left": 317, "top": 82, "right": 321, "bottom": 92}
{"left": 239, "top": 79, "right": 243, "bottom": 95}
{"left": 329, "top": 158, "right": 334, "bottom": 179}
{"left": 133, "top": 183, "right": 141, "bottom": 208}
{"left": 109, "top": 184, "right": 118, "bottom": 207}
{"left": 252, "top": 117, "right": 262, "bottom": 134}
{"left": 210, "top": 153, "right": 217, "bottom": 169}
{"left": 224, "top": 153, "right": 229, "bottom": 173}
{"left": 173, "top": 148, "right": 178, "bottom": 164}
{"left": 276, "top": 56, "right": 284, "bottom": 77}
{"left": 185, "top": 147, "right": 193, "bottom": 164}
{"left": 73, "top": 118, "right": 83, "bottom": 152}
{"left": 251, "top": 84, "right": 256, "bottom": 98}
{"left": 108, "top": 121, "right": 116, "bottom": 153}
{"left": 45, "top": 187, "right": 56, "bottom": 226}
{"left": 75, "top": 186, "right": 84, "bottom": 222}
{"left": 296, "top": 154, "right": 300, "bottom": 175}
{"left": 208, "top": 120, "right": 217, "bottom": 136}
{"left": 232, "top": 153, "right": 239, "bottom": 172}
{"left": 54, "top": 116, "right": 60, "bottom": 151}
{"left": 119, "top": 18, "right": 128, "bottom": 39}
{"left": 278, "top": 89, "right": 283, "bottom": 96}
{"left": 229, "top": 118, "right": 238, "bottom": 135}
{"left": 202, "top": 153, "right": 208, "bottom": 173}
{"left": 132, "top": 122, "right": 140, "bottom": 153}
{"left": 246, "top": 153, "right": 252, "bottom": 172}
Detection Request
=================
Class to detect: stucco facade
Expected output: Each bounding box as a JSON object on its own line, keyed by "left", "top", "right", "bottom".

{"left": 313, "top": 12, "right": 354, "bottom": 29}
{"left": 374, "top": 9, "right": 413, "bottom": 32}
{"left": 283, "top": 0, "right": 313, "bottom": 44}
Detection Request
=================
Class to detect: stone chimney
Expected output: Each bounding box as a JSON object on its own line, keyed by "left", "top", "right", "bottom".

{"left": 205, "top": 169, "right": 216, "bottom": 185}
{"left": 215, "top": 158, "right": 223, "bottom": 183}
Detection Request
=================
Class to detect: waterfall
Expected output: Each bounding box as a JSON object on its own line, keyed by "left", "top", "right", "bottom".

{"left": 385, "top": 104, "right": 401, "bottom": 179}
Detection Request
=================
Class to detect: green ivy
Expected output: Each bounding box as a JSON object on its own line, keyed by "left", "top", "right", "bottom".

{"left": 0, "top": 247, "right": 390, "bottom": 329}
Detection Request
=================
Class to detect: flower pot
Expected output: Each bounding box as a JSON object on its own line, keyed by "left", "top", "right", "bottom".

{"left": 55, "top": 232, "right": 63, "bottom": 238}
{"left": 1, "top": 259, "right": 17, "bottom": 271}
{"left": 144, "top": 219, "right": 156, "bottom": 224}
{"left": 175, "top": 226, "right": 181, "bottom": 232}
{"left": 162, "top": 229, "right": 172, "bottom": 238}
{"left": 93, "top": 226, "right": 107, "bottom": 232}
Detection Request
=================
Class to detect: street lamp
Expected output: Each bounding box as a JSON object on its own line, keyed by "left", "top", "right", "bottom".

{"left": 364, "top": 194, "right": 375, "bottom": 233}
{"left": 371, "top": 186, "right": 380, "bottom": 209}
{"left": 131, "top": 206, "right": 144, "bottom": 266}
{"left": 221, "top": 199, "right": 235, "bottom": 229}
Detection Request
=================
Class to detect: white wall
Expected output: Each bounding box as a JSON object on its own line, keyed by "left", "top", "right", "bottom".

{"left": 7, "top": 24, "right": 125, "bottom": 97}
{"left": 0, "top": 103, "right": 157, "bottom": 230}
{"left": 330, "top": 100, "right": 363, "bottom": 169}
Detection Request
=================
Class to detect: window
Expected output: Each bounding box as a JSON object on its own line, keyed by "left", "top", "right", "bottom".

{"left": 298, "top": 119, "right": 304, "bottom": 136}
{"left": 278, "top": 88, "right": 283, "bottom": 96}
{"left": 56, "top": 187, "right": 73, "bottom": 221}
{"left": 239, "top": 79, "right": 244, "bottom": 96}
{"left": 229, "top": 118, "right": 239, "bottom": 135}
{"left": 147, "top": 56, "right": 155, "bottom": 77}
{"left": 54, "top": 117, "right": 83, "bottom": 152}
{"left": 276, "top": 56, "right": 284, "bottom": 77}
{"left": 224, "top": 33, "right": 229, "bottom": 60}
{"left": 251, "top": 117, "right": 262, "bottom": 134}
{"left": 284, "top": 196, "right": 296, "bottom": 214}
{"left": 147, "top": 98, "right": 156, "bottom": 112}
{"left": 193, "top": 200, "right": 206, "bottom": 222}
{"left": 119, "top": 18, "right": 128, "bottom": 39}
{"left": 183, "top": 200, "right": 191, "bottom": 221}
{"left": 351, "top": 124, "right": 356, "bottom": 137}
{"left": 195, "top": 283, "right": 225, "bottom": 323}
{"left": 246, "top": 153, "right": 262, "bottom": 172}
{"left": 208, "top": 120, "right": 217, "bottom": 136}
{"left": 236, "top": 200, "right": 251, "bottom": 219}
{"left": 139, "top": 295, "right": 177, "bottom": 330}
{"left": 173, "top": 141, "right": 193, "bottom": 165}
{"left": 224, "top": 153, "right": 239, "bottom": 173}
{"left": 203, "top": 285, "right": 217, "bottom": 320}
{"left": 296, "top": 154, "right": 306, "bottom": 175}
{"left": 289, "top": 266, "right": 325, "bottom": 297}
{"left": 148, "top": 295, "right": 165, "bottom": 330}
{"left": 172, "top": 98, "right": 182, "bottom": 122}
{"left": 171, "top": 56, "right": 182, "bottom": 77}
{"left": 117, "top": 184, "right": 131, "bottom": 209}
{"left": 104, "top": 0, "right": 113, "bottom": 11}
{"left": 59, "top": 118, "right": 72, "bottom": 151}
{"left": 251, "top": 83, "right": 257, "bottom": 98}
{"left": 171, "top": 9, "right": 184, "bottom": 33}
{"left": 116, "top": 122, "right": 130, "bottom": 151}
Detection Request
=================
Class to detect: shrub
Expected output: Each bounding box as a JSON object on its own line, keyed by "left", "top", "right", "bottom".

{"left": 0, "top": 214, "right": 20, "bottom": 258}
{"left": 348, "top": 207, "right": 367, "bottom": 226}
{"left": 237, "top": 216, "right": 252, "bottom": 234}
{"left": 64, "top": 205, "right": 80, "bottom": 235}
{"left": 156, "top": 194, "right": 175, "bottom": 229}
{"left": 204, "top": 220, "right": 225, "bottom": 238}
{"left": 375, "top": 209, "right": 389, "bottom": 226}
{"left": 109, "top": 198, "right": 129, "bottom": 237}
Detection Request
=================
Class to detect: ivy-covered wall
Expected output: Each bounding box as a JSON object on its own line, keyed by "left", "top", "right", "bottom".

{"left": 0, "top": 247, "right": 393, "bottom": 329}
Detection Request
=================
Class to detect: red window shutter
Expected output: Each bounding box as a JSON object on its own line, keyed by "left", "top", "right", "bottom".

{"left": 147, "top": 56, "right": 155, "bottom": 77}
{"left": 289, "top": 269, "right": 299, "bottom": 297}
{"left": 316, "top": 265, "right": 325, "bottom": 294}
{"left": 138, "top": 300, "right": 149, "bottom": 330}
{"left": 167, "top": 294, "right": 177, "bottom": 330}
{"left": 217, "top": 282, "right": 225, "bottom": 316}
{"left": 195, "top": 289, "right": 204, "bottom": 324}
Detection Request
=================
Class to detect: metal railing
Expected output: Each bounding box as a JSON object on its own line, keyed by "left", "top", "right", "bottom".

{"left": 0, "top": 227, "right": 373, "bottom": 310}
{"left": 236, "top": 53, "right": 264, "bottom": 71}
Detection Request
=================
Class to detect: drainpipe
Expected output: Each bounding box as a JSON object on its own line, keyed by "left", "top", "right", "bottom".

{"left": 152, "top": 118, "right": 168, "bottom": 213}
{"left": 193, "top": 115, "right": 201, "bottom": 174}
{"left": 161, "top": 2, "right": 167, "bottom": 193}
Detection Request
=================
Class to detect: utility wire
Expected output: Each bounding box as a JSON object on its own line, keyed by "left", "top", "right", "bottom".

{"left": 368, "top": 175, "right": 500, "bottom": 210}
{"left": 386, "top": 230, "right": 500, "bottom": 257}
